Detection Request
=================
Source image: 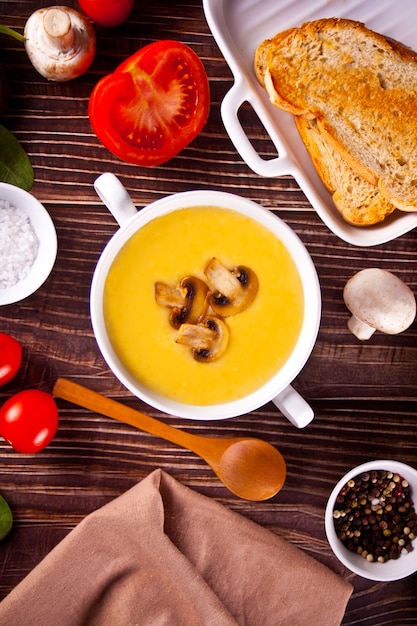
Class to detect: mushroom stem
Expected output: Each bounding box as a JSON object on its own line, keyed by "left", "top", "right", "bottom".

{"left": 347, "top": 315, "right": 377, "bottom": 340}
{"left": 43, "top": 8, "right": 74, "bottom": 52}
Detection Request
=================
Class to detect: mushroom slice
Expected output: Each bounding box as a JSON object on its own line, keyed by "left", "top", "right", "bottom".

{"left": 155, "top": 276, "right": 209, "bottom": 329}
{"left": 175, "top": 316, "right": 229, "bottom": 362}
{"left": 204, "top": 257, "right": 259, "bottom": 317}
{"left": 343, "top": 268, "right": 416, "bottom": 340}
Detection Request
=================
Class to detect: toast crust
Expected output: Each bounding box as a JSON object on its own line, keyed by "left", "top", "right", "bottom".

{"left": 254, "top": 28, "right": 295, "bottom": 88}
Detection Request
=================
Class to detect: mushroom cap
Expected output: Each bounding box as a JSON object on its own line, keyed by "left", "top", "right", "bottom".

{"left": 343, "top": 268, "right": 416, "bottom": 336}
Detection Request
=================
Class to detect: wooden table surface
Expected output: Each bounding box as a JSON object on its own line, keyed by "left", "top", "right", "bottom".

{"left": 1, "top": 1, "right": 417, "bottom": 624}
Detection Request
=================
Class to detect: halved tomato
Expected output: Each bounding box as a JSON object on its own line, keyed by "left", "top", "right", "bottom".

{"left": 89, "top": 40, "right": 210, "bottom": 166}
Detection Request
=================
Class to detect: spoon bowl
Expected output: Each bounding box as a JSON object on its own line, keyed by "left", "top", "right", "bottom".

{"left": 53, "top": 378, "right": 286, "bottom": 501}
{"left": 219, "top": 438, "right": 286, "bottom": 501}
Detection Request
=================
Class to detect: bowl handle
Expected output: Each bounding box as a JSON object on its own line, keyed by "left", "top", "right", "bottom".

{"left": 272, "top": 385, "right": 314, "bottom": 429}
{"left": 94, "top": 173, "right": 137, "bottom": 226}
{"left": 221, "top": 77, "right": 295, "bottom": 178}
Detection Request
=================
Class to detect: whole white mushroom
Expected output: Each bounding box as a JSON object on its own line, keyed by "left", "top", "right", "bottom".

{"left": 24, "top": 6, "right": 96, "bottom": 81}
{"left": 343, "top": 268, "right": 416, "bottom": 340}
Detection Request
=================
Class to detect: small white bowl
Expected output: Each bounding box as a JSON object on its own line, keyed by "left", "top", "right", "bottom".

{"left": 0, "top": 182, "right": 57, "bottom": 306}
{"left": 325, "top": 460, "right": 417, "bottom": 581}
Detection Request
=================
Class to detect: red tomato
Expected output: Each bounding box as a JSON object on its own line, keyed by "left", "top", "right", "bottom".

{"left": 78, "top": 0, "right": 133, "bottom": 27}
{"left": 89, "top": 40, "right": 210, "bottom": 166}
{"left": 0, "top": 333, "right": 22, "bottom": 386}
{"left": 0, "top": 390, "right": 58, "bottom": 454}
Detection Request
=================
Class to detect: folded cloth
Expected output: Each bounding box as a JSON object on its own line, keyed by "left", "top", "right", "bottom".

{"left": 0, "top": 469, "right": 352, "bottom": 625}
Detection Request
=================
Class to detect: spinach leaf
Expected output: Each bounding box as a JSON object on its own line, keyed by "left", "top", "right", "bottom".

{"left": 0, "top": 494, "right": 12, "bottom": 541}
{"left": 0, "top": 124, "right": 34, "bottom": 190}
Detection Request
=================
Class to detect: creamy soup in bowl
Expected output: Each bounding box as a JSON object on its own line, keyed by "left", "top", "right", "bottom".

{"left": 90, "top": 174, "right": 321, "bottom": 425}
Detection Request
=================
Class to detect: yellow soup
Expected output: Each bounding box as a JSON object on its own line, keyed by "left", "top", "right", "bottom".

{"left": 104, "top": 207, "right": 304, "bottom": 405}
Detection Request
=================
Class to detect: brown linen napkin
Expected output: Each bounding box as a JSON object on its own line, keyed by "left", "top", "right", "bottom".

{"left": 0, "top": 469, "right": 352, "bottom": 625}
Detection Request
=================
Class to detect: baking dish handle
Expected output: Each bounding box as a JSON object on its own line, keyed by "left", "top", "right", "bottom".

{"left": 221, "top": 78, "right": 293, "bottom": 178}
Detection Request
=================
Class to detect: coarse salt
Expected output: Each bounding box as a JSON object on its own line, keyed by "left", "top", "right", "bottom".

{"left": 0, "top": 199, "right": 39, "bottom": 289}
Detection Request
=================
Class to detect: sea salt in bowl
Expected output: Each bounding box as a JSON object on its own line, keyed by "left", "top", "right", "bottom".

{"left": 325, "top": 460, "right": 417, "bottom": 581}
{"left": 0, "top": 182, "right": 57, "bottom": 306}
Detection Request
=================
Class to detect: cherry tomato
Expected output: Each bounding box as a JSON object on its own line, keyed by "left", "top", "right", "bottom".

{"left": 89, "top": 40, "right": 210, "bottom": 166}
{"left": 0, "top": 333, "right": 22, "bottom": 386}
{"left": 78, "top": 0, "right": 133, "bottom": 27}
{"left": 0, "top": 390, "right": 58, "bottom": 454}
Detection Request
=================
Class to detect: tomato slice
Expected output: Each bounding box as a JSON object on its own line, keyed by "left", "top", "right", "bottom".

{"left": 0, "top": 332, "right": 22, "bottom": 386}
{"left": 0, "top": 389, "right": 58, "bottom": 454}
{"left": 89, "top": 40, "right": 210, "bottom": 166}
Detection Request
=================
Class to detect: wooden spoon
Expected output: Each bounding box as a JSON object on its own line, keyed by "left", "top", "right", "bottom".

{"left": 53, "top": 378, "right": 286, "bottom": 501}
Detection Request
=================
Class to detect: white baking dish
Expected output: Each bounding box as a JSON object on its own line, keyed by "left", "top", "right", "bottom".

{"left": 203, "top": 0, "right": 417, "bottom": 246}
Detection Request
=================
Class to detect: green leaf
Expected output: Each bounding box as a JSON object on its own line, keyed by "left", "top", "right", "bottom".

{"left": 0, "top": 494, "right": 12, "bottom": 541}
{"left": 0, "top": 124, "right": 34, "bottom": 190}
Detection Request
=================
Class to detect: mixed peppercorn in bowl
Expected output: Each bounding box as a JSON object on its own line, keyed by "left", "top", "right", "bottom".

{"left": 325, "top": 460, "right": 417, "bottom": 581}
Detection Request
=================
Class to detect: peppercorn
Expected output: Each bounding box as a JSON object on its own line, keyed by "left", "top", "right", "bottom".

{"left": 332, "top": 469, "right": 416, "bottom": 564}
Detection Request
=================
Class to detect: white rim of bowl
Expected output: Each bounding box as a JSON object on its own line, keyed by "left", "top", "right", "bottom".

{"left": 0, "top": 183, "right": 57, "bottom": 306}
{"left": 325, "top": 460, "right": 417, "bottom": 581}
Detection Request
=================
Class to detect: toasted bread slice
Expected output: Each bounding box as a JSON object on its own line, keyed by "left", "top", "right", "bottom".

{"left": 295, "top": 116, "right": 396, "bottom": 226}
{"left": 256, "top": 18, "right": 417, "bottom": 211}
{"left": 254, "top": 28, "right": 295, "bottom": 89}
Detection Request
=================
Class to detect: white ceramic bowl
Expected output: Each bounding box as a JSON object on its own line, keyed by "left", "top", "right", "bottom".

{"left": 325, "top": 460, "right": 417, "bottom": 581}
{"left": 90, "top": 174, "right": 321, "bottom": 426}
{"left": 0, "top": 182, "right": 57, "bottom": 306}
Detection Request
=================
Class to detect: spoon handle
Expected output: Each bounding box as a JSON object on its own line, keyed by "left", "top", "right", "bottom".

{"left": 53, "top": 378, "right": 286, "bottom": 502}
{"left": 53, "top": 378, "right": 207, "bottom": 453}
